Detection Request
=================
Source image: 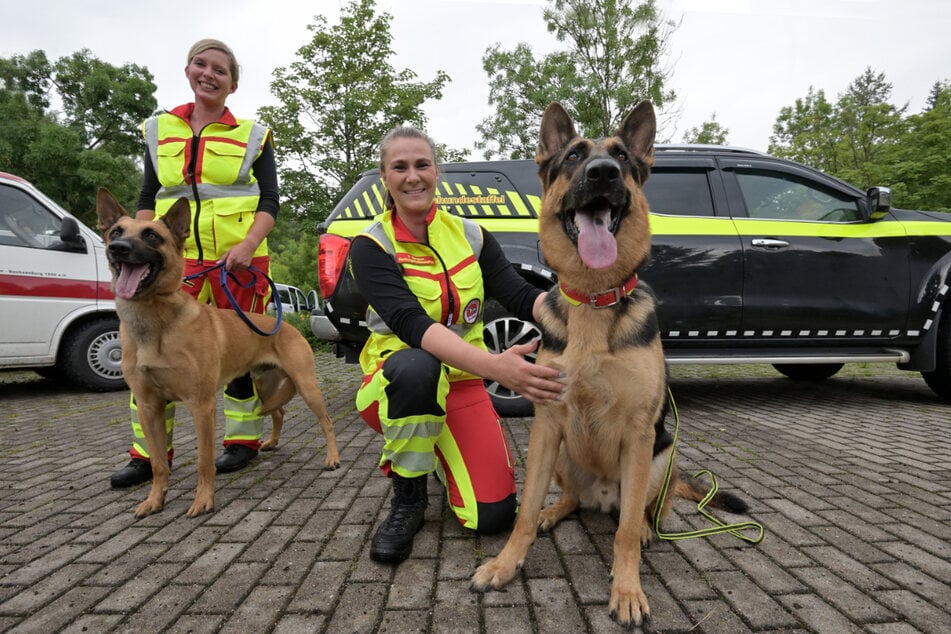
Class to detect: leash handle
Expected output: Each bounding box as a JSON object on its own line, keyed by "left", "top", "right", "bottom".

{"left": 182, "top": 262, "right": 282, "bottom": 336}
{"left": 652, "top": 388, "right": 765, "bottom": 544}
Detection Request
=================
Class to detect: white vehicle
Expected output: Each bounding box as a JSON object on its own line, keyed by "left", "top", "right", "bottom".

{"left": 0, "top": 172, "right": 124, "bottom": 391}
{"left": 268, "top": 283, "right": 318, "bottom": 315}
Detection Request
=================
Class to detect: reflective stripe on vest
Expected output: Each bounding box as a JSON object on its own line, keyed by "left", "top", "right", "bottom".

{"left": 142, "top": 112, "right": 269, "bottom": 260}
{"left": 358, "top": 209, "right": 485, "bottom": 381}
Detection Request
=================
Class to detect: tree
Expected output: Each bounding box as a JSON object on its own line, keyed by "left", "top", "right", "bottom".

{"left": 925, "top": 80, "right": 950, "bottom": 111}
{"left": 769, "top": 68, "right": 906, "bottom": 190}
{"left": 769, "top": 69, "right": 951, "bottom": 211}
{"left": 769, "top": 87, "right": 841, "bottom": 174}
{"left": 0, "top": 49, "right": 156, "bottom": 225}
{"left": 256, "top": 0, "right": 453, "bottom": 295}
{"left": 683, "top": 113, "right": 728, "bottom": 145}
{"left": 889, "top": 82, "right": 951, "bottom": 211}
{"left": 835, "top": 67, "right": 906, "bottom": 188}
{"left": 476, "top": 0, "right": 678, "bottom": 160}
{"left": 257, "top": 0, "right": 451, "bottom": 232}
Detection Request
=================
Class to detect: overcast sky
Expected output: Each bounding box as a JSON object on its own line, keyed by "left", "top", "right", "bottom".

{"left": 4, "top": 0, "right": 950, "bottom": 158}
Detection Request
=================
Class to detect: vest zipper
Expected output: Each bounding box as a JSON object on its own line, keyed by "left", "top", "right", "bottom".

{"left": 188, "top": 135, "right": 203, "bottom": 264}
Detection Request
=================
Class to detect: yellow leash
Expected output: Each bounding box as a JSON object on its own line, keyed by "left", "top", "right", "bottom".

{"left": 653, "top": 388, "right": 765, "bottom": 544}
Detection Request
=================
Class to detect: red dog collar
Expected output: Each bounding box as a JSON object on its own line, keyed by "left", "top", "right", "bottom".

{"left": 559, "top": 274, "right": 639, "bottom": 308}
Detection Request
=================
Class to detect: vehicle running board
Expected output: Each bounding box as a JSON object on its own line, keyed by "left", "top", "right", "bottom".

{"left": 665, "top": 348, "right": 911, "bottom": 365}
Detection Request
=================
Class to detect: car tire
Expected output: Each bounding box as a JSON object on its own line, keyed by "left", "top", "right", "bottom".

{"left": 482, "top": 316, "right": 540, "bottom": 418}
{"left": 61, "top": 317, "right": 126, "bottom": 392}
{"left": 772, "top": 363, "right": 844, "bottom": 381}
{"left": 922, "top": 315, "right": 951, "bottom": 401}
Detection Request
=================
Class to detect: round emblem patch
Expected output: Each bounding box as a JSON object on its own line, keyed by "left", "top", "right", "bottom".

{"left": 463, "top": 298, "right": 481, "bottom": 324}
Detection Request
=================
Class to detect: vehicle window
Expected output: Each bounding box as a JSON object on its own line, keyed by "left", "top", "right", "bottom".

{"left": 278, "top": 289, "right": 291, "bottom": 305}
{"left": 0, "top": 184, "right": 62, "bottom": 248}
{"left": 735, "top": 171, "right": 861, "bottom": 222}
{"left": 293, "top": 288, "right": 306, "bottom": 308}
{"left": 643, "top": 170, "right": 715, "bottom": 216}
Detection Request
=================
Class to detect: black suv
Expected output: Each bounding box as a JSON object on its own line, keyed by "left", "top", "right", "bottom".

{"left": 311, "top": 146, "right": 951, "bottom": 415}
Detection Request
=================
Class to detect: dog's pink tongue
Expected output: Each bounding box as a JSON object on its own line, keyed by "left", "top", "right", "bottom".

{"left": 576, "top": 209, "right": 617, "bottom": 269}
{"left": 114, "top": 263, "right": 149, "bottom": 299}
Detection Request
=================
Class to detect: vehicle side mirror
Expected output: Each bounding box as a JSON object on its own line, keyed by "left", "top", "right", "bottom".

{"left": 867, "top": 187, "right": 891, "bottom": 218}
{"left": 48, "top": 216, "right": 88, "bottom": 253}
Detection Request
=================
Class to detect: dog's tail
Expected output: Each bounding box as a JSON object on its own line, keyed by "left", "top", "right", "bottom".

{"left": 674, "top": 473, "right": 749, "bottom": 514}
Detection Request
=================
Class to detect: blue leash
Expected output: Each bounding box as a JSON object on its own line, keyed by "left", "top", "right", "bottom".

{"left": 183, "top": 262, "right": 283, "bottom": 336}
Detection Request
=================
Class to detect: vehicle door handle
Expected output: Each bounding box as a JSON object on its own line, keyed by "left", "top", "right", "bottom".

{"left": 751, "top": 238, "right": 790, "bottom": 249}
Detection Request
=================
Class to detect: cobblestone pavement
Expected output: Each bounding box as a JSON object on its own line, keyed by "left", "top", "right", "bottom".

{"left": 0, "top": 352, "right": 949, "bottom": 633}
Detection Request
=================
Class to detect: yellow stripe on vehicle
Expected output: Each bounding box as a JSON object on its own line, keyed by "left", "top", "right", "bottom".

{"left": 508, "top": 192, "right": 540, "bottom": 219}
{"left": 330, "top": 210, "right": 951, "bottom": 241}
{"left": 647, "top": 214, "right": 951, "bottom": 239}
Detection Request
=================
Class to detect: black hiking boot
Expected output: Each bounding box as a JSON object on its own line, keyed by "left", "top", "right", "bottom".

{"left": 110, "top": 458, "right": 154, "bottom": 488}
{"left": 370, "top": 473, "right": 428, "bottom": 564}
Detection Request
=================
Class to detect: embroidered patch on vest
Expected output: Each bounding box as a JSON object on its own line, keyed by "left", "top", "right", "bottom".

{"left": 464, "top": 298, "right": 481, "bottom": 324}
{"left": 397, "top": 253, "right": 436, "bottom": 266}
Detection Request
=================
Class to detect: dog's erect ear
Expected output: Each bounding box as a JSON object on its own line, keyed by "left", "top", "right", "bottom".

{"left": 161, "top": 198, "right": 191, "bottom": 249}
{"left": 536, "top": 102, "right": 577, "bottom": 163}
{"left": 617, "top": 100, "right": 657, "bottom": 170}
{"left": 96, "top": 188, "right": 129, "bottom": 234}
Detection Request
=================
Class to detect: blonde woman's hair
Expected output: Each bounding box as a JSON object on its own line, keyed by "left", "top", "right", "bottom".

{"left": 379, "top": 126, "right": 438, "bottom": 209}
{"left": 187, "top": 38, "right": 240, "bottom": 83}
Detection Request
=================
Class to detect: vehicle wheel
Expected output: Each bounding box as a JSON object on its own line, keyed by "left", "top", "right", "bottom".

{"left": 922, "top": 316, "right": 951, "bottom": 401}
{"left": 60, "top": 317, "right": 126, "bottom": 391}
{"left": 773, "top": 363, "right": 844, "bottom": 381}
{"left": 483, "top": 316, "right": 540, "bottom": 418}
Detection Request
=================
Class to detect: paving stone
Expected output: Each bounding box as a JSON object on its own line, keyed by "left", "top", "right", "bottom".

{"left": 0, "top": 359, "right": 948, "bottom": 632}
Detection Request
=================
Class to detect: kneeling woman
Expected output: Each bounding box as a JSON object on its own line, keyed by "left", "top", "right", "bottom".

{"left": 351, "top": 126, "right": 564, "bottom": 564}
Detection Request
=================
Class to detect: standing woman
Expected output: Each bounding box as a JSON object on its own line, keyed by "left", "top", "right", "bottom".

{"left": 350, "top": 126, "right": 564, "bottom": 564}
{"left": 110, "top": 38, "right": 280, "bottom": 487}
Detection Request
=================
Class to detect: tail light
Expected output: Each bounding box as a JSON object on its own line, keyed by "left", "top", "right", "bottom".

{"left": 317, "top": 233, "right": 352, "bottom": 300}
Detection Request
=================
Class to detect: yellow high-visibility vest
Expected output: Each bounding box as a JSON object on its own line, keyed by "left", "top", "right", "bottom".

{"left": 142, "top": 105, "right": 271, "bottom": 261}
{"left": 358, "top": 207, "right": 486, "bottom": 381}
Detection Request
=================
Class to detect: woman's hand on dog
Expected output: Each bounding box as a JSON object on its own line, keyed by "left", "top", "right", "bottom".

{"left": 421, "top": 325, "right": 565, "bottom": 404}
{"left": 496, "top": 339, "right": 565, "bottom": 404}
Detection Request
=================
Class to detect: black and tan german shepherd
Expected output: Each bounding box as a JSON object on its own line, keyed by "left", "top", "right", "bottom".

{"left": 96, "top": 189, "right": 340, "bottom": 519}
{"left": 470, "top": 102, "right": 748, "bottom": 628}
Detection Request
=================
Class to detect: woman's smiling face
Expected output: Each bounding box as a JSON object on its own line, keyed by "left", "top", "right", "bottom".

{"left": 185, "top": 48, "right": 237, "bottom": 107}
{"left": 381, "top": 137, "right": 438, "bottom": 217}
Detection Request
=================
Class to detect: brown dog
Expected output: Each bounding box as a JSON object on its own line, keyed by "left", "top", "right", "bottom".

{"left": 96, "top": 188, "right": 340, "bottom": 518}
{"left": 470, "top": 102, "right": 748, "bottom": 628}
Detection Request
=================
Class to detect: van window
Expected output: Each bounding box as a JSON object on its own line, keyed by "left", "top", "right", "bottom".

{"left": 0, "top": 184, "right": 62, "bottom": 248}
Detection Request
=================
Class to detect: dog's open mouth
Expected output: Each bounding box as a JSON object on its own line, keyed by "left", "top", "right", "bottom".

{"left": 565, "top": 197, "right": 621, "bottom": 270}
{"left": 110, "top": 256, "right": 162, "bottom": 300}
{"left": 113, "top": 261, "right": 157, "bottom": 299}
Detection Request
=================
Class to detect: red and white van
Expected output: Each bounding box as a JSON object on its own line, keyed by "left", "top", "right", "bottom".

{"left": 0, "top": 172, "right": 124, "bottom": 391}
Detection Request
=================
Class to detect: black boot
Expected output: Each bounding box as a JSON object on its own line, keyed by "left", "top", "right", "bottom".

{"left": 370, "top": 474, "right": 428, "bottom": 564}
{"left": 110, "top": 458, "right": 153, "bottom": 488}
{"left": 215, "top": 444, "right": 258, "bottom": 473}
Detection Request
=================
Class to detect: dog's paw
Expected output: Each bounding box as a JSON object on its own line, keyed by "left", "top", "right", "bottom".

{"left": 538, "top": 509, "right": 558, "bottom": 532}
{"left": 609, "top": 582, "right": 650, "bottom": 629}
{"left": 323, "top": 454, "right": 341, "bottom": 470}
{"left": 134, "top": 499, "right": 163, "bottom": 518}
{"left": 186, "top": 496, "right": 215, "bottom": 517}
{"left": 260, "top": 438, "right": 277, "bottom": 451}
{"left": 640, "top": 522, "right": 655, "bottom": 548}
{"left": 470, "top": 558, "right": 521, "bottom": 592}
